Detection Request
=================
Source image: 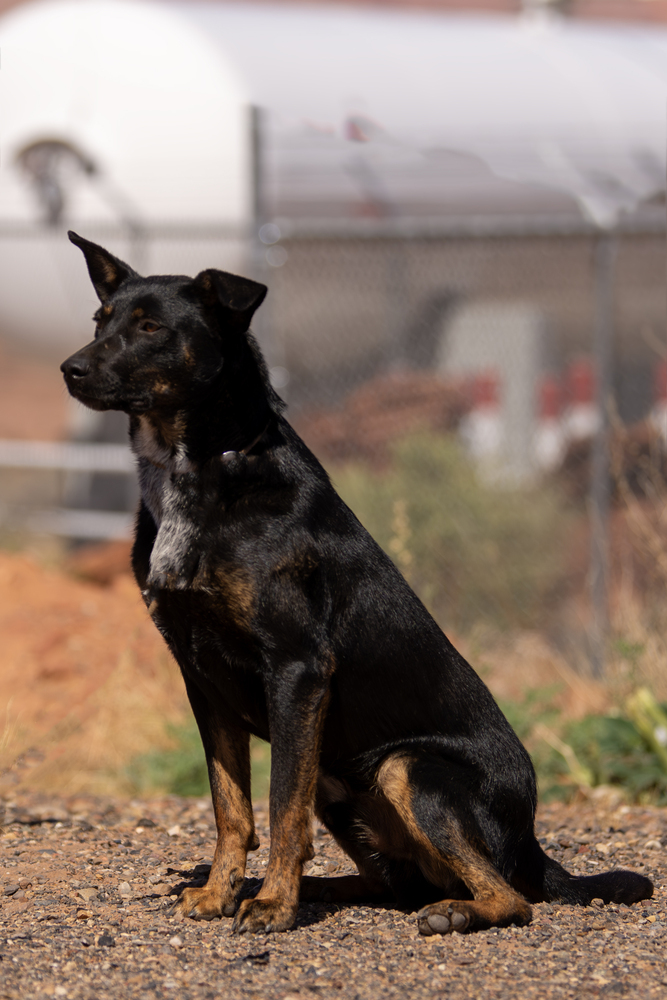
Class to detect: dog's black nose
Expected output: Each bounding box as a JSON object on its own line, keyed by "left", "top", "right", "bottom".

{"left": 61, "top": 356, "right": 90, "bottom": 379}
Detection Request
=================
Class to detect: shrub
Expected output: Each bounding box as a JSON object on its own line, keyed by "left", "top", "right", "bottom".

{"left": 505, "top": 685, "right": 667, "bottom": 805}
{"left": 331, "top": 432, "right": 571, "bottom": 632}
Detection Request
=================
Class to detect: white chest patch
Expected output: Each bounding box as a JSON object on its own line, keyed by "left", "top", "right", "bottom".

{"left": 131, "top": 416, "right": 194, "bottom": 528}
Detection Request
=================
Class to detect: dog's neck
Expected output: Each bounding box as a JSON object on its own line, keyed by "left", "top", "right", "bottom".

{"left": 130, "top": 406, "right": 271, "bottom": 471}
{"left": 131, "top": 414, "right": 192, "bottom": 472}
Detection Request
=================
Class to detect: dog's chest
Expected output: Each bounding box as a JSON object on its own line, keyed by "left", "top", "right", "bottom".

{"left": 131, "top": 417, "right": 193, "bottom": 527}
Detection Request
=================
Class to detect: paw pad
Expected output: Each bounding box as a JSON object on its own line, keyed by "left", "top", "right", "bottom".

{"left": 427, "top": 914, "right": 451, "bottom": 934}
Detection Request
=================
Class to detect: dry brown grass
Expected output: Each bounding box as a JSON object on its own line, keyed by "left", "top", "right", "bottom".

{"left": 0, "top": 551, "right": 190, "bottom": 797}
{"left": 12, "top": 646, "right": 189, "bottom": 796}
{"left": 468, "top": 630, "right": 611, "bottom": 720}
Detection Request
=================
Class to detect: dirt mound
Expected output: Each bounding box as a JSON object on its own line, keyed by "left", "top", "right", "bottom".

{"left": 65, "top": 539, "right": 133, "bottom": 586}
{"left": 0, "top": 551, "right": 185, "bottom": 795}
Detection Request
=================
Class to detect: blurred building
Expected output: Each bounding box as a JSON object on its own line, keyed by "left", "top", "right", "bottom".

{"left": 3, "top": 0, "right": 667, "bottom": 20}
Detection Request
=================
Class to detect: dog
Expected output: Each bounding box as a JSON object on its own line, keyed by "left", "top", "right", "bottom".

{"left": 61, "top": 232, "right": 653, "bottom": 936}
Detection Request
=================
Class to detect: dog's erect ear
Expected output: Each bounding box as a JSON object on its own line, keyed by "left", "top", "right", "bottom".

{"left": 192, "top": 269, "right": 267, "bottom": 331}
{"left": 68, "top": 231, "right": 138, "bottom": 302}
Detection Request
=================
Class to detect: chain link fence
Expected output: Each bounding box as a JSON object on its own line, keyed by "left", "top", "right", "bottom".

{"left": 0, "top": 217, "right": 664, "bottom": 670}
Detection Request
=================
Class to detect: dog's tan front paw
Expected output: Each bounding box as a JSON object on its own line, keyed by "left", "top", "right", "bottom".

{"left": 177, "top": 885, "right": 237, "bottom": 921}
{"left": 232, "top": 897, "right": 297, "bottom": 934}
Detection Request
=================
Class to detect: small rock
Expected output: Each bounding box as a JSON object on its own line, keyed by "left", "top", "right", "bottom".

{"left": 3, "top": 885, "right": 20, "bottom": 896}
{"left": 169, "top": 935, "right": 183, "bottom": 949}
{"left": 306, "top": 864, "right": 326, "bottom": 877}
{"left": 96, "top": 933, "right": 115, "bottom": 947}
{"left": 118, "top": 881, "right": 132, "bottom": 896}
{"left": 137, "top": 817, "right": 156, "bottom": 828}
{"left": 76, "top": 910, "right": 93, "bottom": 921}
{"left": 77, "top": 888, "right": 98, "bottom": 903}
{"left": 149, "top": 883, "right": 171, "bottom": 895}
{"left": 591, "top": 898, "right": 604, "bottom": 908}
{"left": 18, "top": 878, "right": 32, "bottom": 890}
{"left": 167, "top": 825, "right": 181, "bottom": 837}
{"left": 645, "top": 840, "right": 662, "bottom": 850}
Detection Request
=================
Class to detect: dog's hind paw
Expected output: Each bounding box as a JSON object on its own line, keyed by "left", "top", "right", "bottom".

{"left": 417, "top": 895, "right": 532, "bottom": 935}
{"left": 417, "top": 902, "right": 470, "bottom": 936}
{"left": 232, "top": 897, "right": 297, "bottom": 934}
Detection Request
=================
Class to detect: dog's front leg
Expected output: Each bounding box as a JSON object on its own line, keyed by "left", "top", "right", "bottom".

{"left": 233, "top": 659, "right": 331, "bottom": 934}
{"left": 176, "top": 681, "right": 258, "bottom": 921}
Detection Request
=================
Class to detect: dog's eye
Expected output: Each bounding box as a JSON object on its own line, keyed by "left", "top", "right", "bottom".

{"left": 140, "top": 320, "right": 161, "bottom": 333}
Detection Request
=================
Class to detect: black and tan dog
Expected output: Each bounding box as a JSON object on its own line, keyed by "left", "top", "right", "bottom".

{"left": 61, "top": 232, "right": 652, "bottom": 936}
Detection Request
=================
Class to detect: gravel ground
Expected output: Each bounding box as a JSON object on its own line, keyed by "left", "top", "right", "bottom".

{"left": 1, "top": 792, "right": 666, "bottom": 999}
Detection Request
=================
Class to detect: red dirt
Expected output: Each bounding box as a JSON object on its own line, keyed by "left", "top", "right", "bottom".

{"left": 0, "top": 549, "right": 176, "bottom": 787}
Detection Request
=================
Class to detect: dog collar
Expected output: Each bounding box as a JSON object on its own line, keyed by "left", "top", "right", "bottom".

{"left": 221, "top": 422, "right": 269, "bottom": 460}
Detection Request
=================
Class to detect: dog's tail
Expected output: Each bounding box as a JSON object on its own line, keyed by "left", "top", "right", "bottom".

{"left": 516, "top": 838, "right": 653, "bottom": 906}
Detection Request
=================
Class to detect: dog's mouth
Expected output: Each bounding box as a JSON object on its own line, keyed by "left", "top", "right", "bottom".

{"left": 64, "top": 381, "right": 149, "bottom": 414}
{"left": 66, "top": 388, "right": 111, "bottom": 411}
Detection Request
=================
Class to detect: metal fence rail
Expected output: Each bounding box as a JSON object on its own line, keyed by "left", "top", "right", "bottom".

{"left": 0, "top": 440, "right": 134, "bottom": 473}
{"left": 0, "top": 440, "right": 136, "bottom": 540}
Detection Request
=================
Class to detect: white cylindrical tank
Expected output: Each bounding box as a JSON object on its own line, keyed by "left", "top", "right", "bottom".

{"left": 1, "top": 0, "right": 667, "bottom": 359}
{"left": 0, "top": 0, "right": 251, "bottom": 355}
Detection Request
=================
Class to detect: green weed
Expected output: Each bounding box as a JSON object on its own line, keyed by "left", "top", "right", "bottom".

{"left": 537, "top": 712, "right": 667, "bottom": 804}
{"left": 505, "top": 684, "right": 667, "bottom": 805}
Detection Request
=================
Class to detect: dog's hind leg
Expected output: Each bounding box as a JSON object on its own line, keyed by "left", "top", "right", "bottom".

{"left": 299, "top": 776, "right": 394, "bottom": 906}
{"left": 300, "top": 772, "right": 451, "bottom": 908}
{"left": 176, "top": 680, "right": 258, "bottom": 921}
{"left": 377, "top": 754, "right": 533, "bottom": 935}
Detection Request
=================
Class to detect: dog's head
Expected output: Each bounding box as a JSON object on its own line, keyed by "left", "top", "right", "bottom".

{"left": 61, "top": 232, "right": 268, "bottom": 416}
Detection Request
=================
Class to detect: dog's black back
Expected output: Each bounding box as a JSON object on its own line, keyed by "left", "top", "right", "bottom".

{"left": 61, "top": 232, "right": 652, "bottom": 935}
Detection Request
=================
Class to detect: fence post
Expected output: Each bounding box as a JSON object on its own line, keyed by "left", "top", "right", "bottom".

{"left": 589, "top": 231, "right": 617, "bottom": 678}
{"left": 250, "top": 106, "right": 274, "bottom": 358}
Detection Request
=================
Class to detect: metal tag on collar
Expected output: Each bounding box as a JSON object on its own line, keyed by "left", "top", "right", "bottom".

{"left": 221, "top": 423, "right": 268, "bottom": 461}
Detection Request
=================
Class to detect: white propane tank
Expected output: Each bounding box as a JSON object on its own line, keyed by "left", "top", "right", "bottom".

{"left": 0, "top": 0, "right": 251, "bottom": 356}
